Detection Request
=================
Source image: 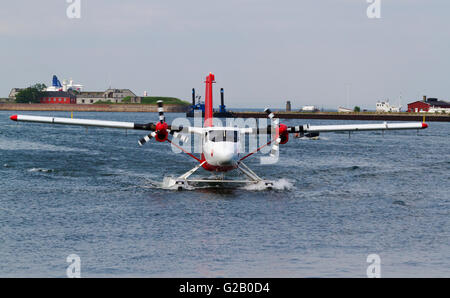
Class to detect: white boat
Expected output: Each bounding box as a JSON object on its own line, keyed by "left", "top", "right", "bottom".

{"left": 301, "top": 105, "right": 319, "bottom": 112}
{"left": 376, "top": 100, "right": 401, "bottom": 112}
{"left": 45, "top": 75, "right": 84, "bottom": 92}
{"left": 338, "top": 106, "right": 352, "bottom": 113}
{"left": 62, "top": 79, "right": 84, "bottom": 92}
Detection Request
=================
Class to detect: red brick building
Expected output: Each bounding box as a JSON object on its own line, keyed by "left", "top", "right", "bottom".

{"left": 40, "top": 91, "right": 76, "bottom": 104}
{"left": 407, "top": 97, "right": 450, "bottom": 112}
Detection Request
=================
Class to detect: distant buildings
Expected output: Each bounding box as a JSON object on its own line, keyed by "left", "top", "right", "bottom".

{"left": 40, "top": 91, "right": 77, "bottom": 104}
{"left": 8, "top": 87, "right": 141, "bottom": 105}
{"left": 407, "top": 96, "right": 450, "bottom": 113}
{"left": 8, "top": 88, "right": 22, "bottom": 99}
{"left": 76, "top": 89, "right": 140, "bottom": 104}
{"left": 8, "top": 75, "right": 142, "bottom": 105}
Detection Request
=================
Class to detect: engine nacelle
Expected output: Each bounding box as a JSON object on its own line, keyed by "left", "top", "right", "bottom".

{"left": 155, "top": 122, "right": 168, "bottom": 142}
{"left": 279, "top": 124, "right": 289, "bottom": 144}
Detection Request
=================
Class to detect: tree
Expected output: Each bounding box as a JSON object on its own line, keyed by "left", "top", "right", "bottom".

{"left": 354, "top": 106, "right": 361, "bottom": 112}
{"left": 15, "top": 84, "right": 47, "bottom": 103}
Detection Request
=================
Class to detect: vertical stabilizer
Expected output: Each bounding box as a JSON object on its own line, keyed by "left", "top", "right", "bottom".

{"left": 204, "top": 73, "right": 215, "bottom": 127}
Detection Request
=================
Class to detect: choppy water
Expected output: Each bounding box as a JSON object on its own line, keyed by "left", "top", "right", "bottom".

{"left": 0, "top": 111, "right": 449, "bottom": 277}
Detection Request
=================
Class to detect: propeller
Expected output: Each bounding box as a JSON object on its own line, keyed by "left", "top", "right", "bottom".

{"left": 157, "top": 99, "right": 165, "bottom": 123}
{"left": 138, "top": 132, "right": 157, "bottom": 146}
{"left": 138, "top": 100, "right": 189, "bottom": 146}
{"left": 170, "top": 129, "right": 189, "bottom": 143}
{"left": 264, "top": 108, "right": 281, "bottom": 157}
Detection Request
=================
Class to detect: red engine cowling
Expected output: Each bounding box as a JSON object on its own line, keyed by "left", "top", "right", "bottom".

{"left": 155, "top": 122, "right": 169, "bottom": 142}
{"left": 279, "top": 124, "right": 289, "bottom": 144}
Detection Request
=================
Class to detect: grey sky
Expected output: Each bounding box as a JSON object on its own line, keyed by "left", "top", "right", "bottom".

{"left": 1, "top": 0, "right": 449, "bottom": 109}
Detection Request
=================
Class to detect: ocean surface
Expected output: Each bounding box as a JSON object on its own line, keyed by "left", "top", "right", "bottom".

{"left": 0, "top": 110, "right": 449, "bottom": 277}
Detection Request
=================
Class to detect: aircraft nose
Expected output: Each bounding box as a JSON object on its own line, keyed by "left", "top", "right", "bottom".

{"left": 215, "top": 150, "right": 237, "bottom": 166}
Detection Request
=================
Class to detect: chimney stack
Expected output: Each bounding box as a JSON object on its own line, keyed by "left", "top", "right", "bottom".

{"left": 286, "top": 101, "right": 292, "bottom": 112}
{"left": 423, "top": 95, "right": 427, "bottom": 102}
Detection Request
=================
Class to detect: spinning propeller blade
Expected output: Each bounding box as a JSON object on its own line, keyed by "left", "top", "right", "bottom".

{"left": 138, "top": 132, "right": 157, "bottom": 146}
{"left": 270, "top": 137, "right": 281, "bottom": 157}
{"left": 264, "top": 108, "right": 275, "bottom": 120}
{"left": 138, "top": 100, "right": 188, "bottom": 146}
{"left": 137, "top": 99, "right": 166, "bottom": 146}
{"left": 171, "top": 130, "right": 189, "bottom": 143}
{"left": 157, "top": 100, "right": 165, "bottom": 123}
{"left": 264, "top": 108, "right": 280, "bottom": 156}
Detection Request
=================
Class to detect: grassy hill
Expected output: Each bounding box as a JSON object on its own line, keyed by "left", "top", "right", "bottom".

{"left": 122, "top": 96, "right": 190, "bottom": 105}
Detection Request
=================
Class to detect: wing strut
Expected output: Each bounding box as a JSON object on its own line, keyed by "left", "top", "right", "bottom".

{"left": 166, "top": 139, "right": 201, "bottom": 162}
{"left": 239, "top": 138, "right": 276, "bottom": 162}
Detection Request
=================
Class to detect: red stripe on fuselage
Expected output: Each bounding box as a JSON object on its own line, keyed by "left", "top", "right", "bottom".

{"left": 200, "top": 154, "right": 237, "bottom": 172}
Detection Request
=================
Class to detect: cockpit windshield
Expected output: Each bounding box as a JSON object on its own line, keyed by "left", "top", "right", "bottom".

{"left": 208, "top": 130, "right": 238, "bottom": 142}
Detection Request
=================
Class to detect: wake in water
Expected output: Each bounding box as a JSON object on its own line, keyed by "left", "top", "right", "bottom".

{"left": 28, "top": 168, "right": 54, "bottom": 173}
{"left": 297, "top": 136, "right": 328, "bottom": 141}
{"left": 240, "top": 178, "right": 294, "bottom": 191}
{"left": 140, "top": 177, "right": 294, "bottom": 191}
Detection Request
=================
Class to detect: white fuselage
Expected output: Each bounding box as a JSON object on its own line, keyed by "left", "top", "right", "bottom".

{"left": 202, "top": 128, "right": 241, "bottom": 168}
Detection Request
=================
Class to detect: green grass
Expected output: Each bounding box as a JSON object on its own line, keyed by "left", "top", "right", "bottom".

{"left": 140, "top": 97, "right": 190, "bottom": 105}
{"left": 119, "top": 96, "right": 190, "bottom": 105}
{"left": 94, "top": 100, "right": 114, "bottom": 104}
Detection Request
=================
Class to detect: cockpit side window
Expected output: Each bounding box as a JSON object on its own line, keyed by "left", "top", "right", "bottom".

{"left": 226, "top": 130, "right": 238, "bottom": 142}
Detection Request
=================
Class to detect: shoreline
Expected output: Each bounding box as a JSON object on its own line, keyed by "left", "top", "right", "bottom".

{"left": 0, "top": 103, "right": 189, "bottom": 113}
{"left": 1, "top": 103, "right": 449, "bottom": 121}
{"left": 230, "top": 111, "right": 450, "bottom": 122}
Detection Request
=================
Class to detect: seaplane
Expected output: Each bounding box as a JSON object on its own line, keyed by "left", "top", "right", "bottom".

{"left": 9, "top": 73, "right": 428, "bottom": 190}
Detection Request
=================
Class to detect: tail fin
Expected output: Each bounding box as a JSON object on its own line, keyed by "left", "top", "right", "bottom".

{"left": 52, "top": 75, "right": 62, "bottom": 88}
{"left": 204, "top": 73, "right": 215, "bottom": 127}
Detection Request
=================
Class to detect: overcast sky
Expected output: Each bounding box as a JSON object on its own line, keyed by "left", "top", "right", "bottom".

{"left": 1, "top": 0, "right": 449, "bottom": 109}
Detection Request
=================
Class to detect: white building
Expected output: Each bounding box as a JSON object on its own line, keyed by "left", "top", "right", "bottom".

{"left": 76, "top": 89, "right": 140, "bottom": 104}
{"left": 428, "top": 106, "right": 450, "bottom": 114}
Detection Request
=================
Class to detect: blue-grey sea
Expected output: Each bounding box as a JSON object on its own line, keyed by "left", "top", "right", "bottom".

{"left": 0, "top": 111, "right": 449, "bottom": 277}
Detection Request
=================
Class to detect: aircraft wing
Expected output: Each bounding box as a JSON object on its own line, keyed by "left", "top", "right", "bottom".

{"left": 10, "top": 115, "right": 428, "bottom": 135}
{"left": 9, "top": 114, "right": 157, "bottom": 130}
{"left": 287, "top": 122, "right": 428, "bottom": 133}
{"left": 241, "top": 122, "right": 428, "bottom": 135}
{"left": 9, "top": 114, "right": 204, "bottom": 136}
